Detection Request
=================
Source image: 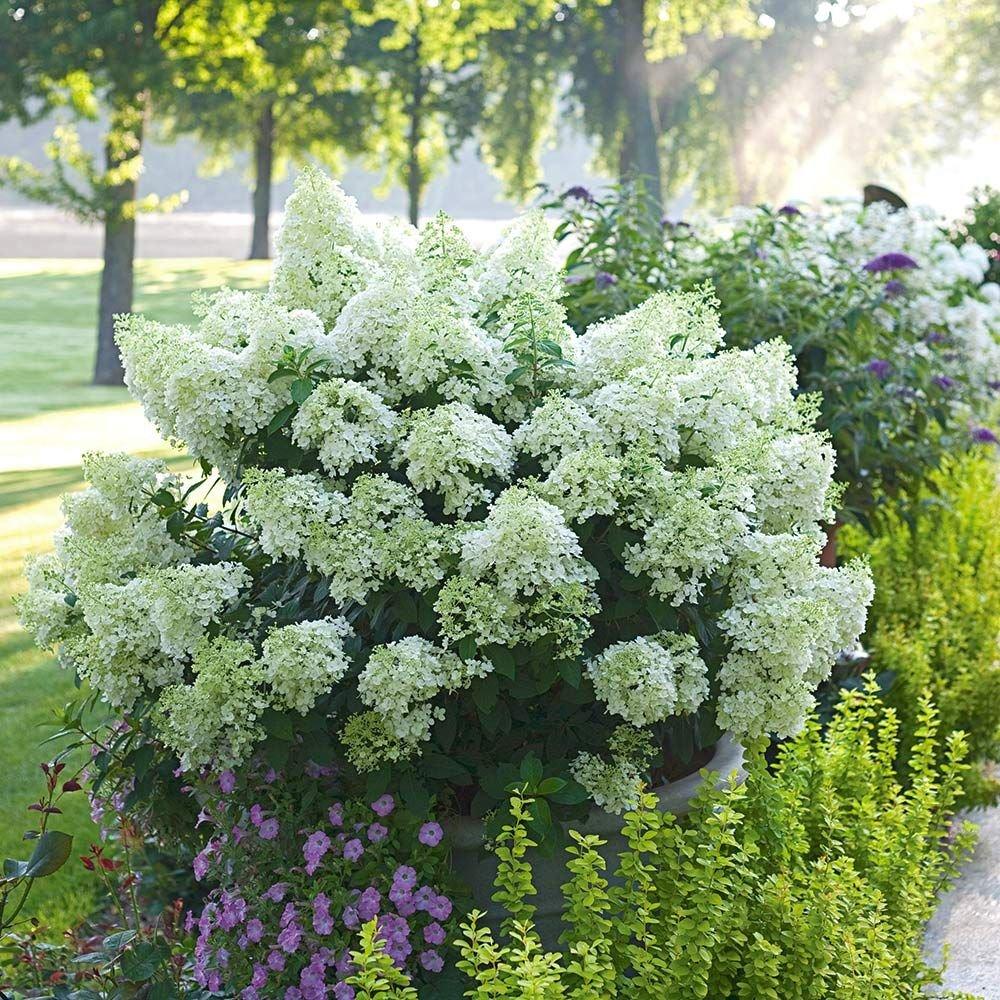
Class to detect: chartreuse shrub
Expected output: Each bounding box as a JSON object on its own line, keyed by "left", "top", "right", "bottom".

{"left": 454, "top": 683, "right": 977, "bottom": 1000}
{"left": 845, "top": 454, "right": 1000, "bottom": 806}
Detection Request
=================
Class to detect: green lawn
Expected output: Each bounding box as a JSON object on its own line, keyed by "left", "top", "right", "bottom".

{"left": 0, "top": 259, "right": 269, "bottom": 939}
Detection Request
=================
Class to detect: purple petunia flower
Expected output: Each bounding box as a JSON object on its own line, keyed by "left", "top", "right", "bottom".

{"left": 423, "top": 921, "right": 446, "bottom": 946}
{"left": 971, "top": 426, "right": 1000, "bottom": 445}
{"left": 357, "top": 887, "right": 381, "bottom": 922}
{"left": 246, "top": 918, "right": 265, "bottom": 944}
{"left": 267, "top": 950, "right": 287, "bottom": 972}
{"left": 392, "top": 865, "right": 417, "bottom": 889}
{"left": 865, "top": 359, "right": 892, "bottom": 380}
{"left": 342, "top": 905, "right": 360, "bottom": 930}
{"left": 303, "top": 830, "right": 332, "bottom": 875}
{"left": 193, "top": 850, "right": 211, "bottom": 882}
{"left": 778, "top": 204, "right": 802, "bottom": 216}
{"left": 428, "top": 895, "right": 453, "bottom": 921}
{"left": 563, "top": 185, "right": 594, "bottom": 203}
{"left": 367, "top": 822, "right": 388, "bottom": 843}
{"left": 313, "top": 893, "right": 334, "bottom": 935}
{"left": 251, "top": 963, "right": 268, "bottom": 989}
{"left": 218, "top": 770, "right": 237, "bottom": 793}
{"left": 371, "top": 794, "right": 395, "bottom": 818}
{"left": 333, "top": 984, "right": 356, "bottom": 1000}
{"left": 595, "top": 270, "right": 618, "bottom": 289}
{"left": 328, "top": 803, "right": 344, "bottom": 827}
{"left": 343, "top": 838, "right": 364, "bottom": 862}
{"left": 884, "top": 279, "right": 906, "bottom": 298}
{"left": 277, "top": 922, "right": 303, "bottom": 954}
{"left": 249, "top": 804, "right": 265, "bottom": 826}
{"left": 258, "top": 818, "right": 280, "bottom": 841}
{"left": 932, "top": 375, "right": 956, "bottom": 390}
{"left": 863, "top": 252, "right": 918, "bottom": 273}
{"left": 262, "top": 883, "right": 289, "bottom": 904}
{"left": 418, "top": 822, "right": 444, "bottom": 847}
{"left": 420, "top": 949, "right": 444, "bottom": 973}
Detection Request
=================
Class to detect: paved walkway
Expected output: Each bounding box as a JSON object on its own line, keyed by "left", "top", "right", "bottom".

{"left": 927, "top": 806, "right": 1000, "bottom": 997}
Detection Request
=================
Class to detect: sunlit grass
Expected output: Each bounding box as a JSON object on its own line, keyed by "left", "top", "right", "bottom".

{"left": 0, "top": 258, "right": 270, "bottom": 940}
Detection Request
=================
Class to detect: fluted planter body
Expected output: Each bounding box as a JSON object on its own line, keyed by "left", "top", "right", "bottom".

{"left": 445, "top": 734, "right": 746, "bottom": 947}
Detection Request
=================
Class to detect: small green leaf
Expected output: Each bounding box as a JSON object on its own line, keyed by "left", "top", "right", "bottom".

{"left": 290, "top": 378, "right": 314, "bottom": 403}
{"left": 24, "top": 830, "right": 73, "bottom": 878}
{"left": 119, "top": 941, "right": 170, "bottom": 982}
{"left": 266, "top": 403, "right": 297, "bottom": 435}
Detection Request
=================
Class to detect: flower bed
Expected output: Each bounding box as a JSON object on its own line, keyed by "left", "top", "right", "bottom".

{"left": 12, "top": 169, "right": 881, "bottom": 995}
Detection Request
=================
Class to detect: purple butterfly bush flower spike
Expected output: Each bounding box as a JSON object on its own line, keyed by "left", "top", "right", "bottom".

{"left": 883, "top": 279, "right": 906, "bottom": 298}
{"left": 865, "top": 359, "right": 892, "bottom": 380}
{"left": 778, "top": 204, "right": 802, "bottom": 216}
{"left": 971, "top": 426, "right": 1000, "bottom": 445}
{"left": 863, "top": 252, "right": 918, "bottom": 273}
{"left": 932, "top": 375, "right": 956, "bottom": 390}
{"left": 595, "top": 270, "right": 618, "bottom": 290}
{"left": 564, "top": 185, "right": 594, "bottom": 203}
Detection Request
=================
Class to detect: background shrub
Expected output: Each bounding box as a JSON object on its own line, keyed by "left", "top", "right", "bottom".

{"left": 844, "top": 454, "right": 1000, "bottom": 807}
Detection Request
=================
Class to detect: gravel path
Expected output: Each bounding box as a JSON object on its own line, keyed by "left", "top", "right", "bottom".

{"left": 927, "top": 806, "right": 1000, "bottom": 997}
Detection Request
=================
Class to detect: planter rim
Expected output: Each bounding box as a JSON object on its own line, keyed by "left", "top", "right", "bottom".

{"left": 444, "top": 731, "right": 746, "bottom": 849}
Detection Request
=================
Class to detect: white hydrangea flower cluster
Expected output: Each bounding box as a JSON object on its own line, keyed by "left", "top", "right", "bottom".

{"left": 291, "top": 378, "right": 398, "bottom": 477}
{"left": 586, "top": 633, "right": 708, "bottom": 727}
{"left": 354, "top": 637, "right": 492, "bottom": 764}
{"left": 156, "top": 637, "right": 268, "bottom": 770}
{"left": 716, "top": 532, "right": 874, "bottom": 736}
{"left": 21, "top": 171, "right": 876, "bottom": 787}
{"left": 242, "top": 469, "right": 452, "bottom": 603}
{"left": 261, "top": 617, "right": 354, "bottom": 715}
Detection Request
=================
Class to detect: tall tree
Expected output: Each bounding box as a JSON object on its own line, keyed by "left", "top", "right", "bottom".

{"left": 0, "top": 0, "right": 248, "bottom": 384}
{"left": 166, "top": 1, "right": 371, "bottom": 259}
{"left": 348, "top": 0, "right": 546, "bottom": 225}
{"left": 476, "top": 6, "right": 564, "bottom": 205}
{"left": 562, "top": 0, "right": 760, "bottom": 212}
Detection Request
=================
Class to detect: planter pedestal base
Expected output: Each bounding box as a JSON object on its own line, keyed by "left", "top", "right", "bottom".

{"left": 444, "top": 733, "right": 746, "bottom": 949}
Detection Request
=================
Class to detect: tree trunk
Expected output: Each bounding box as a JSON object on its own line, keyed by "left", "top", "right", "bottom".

{"left": 618, "top": 0, "right": 662, "bottom": 211}
{"left": 406, "top": 38, "right": 426, "bottom": 227}
{"left": 93, "top": 115, "right": 142, "bottom": 387}
{"left": 249, "top": 102, "right": 274, "bottom": 259}
{"left": 819, "top": 521, "right": 841, "bottom": 568}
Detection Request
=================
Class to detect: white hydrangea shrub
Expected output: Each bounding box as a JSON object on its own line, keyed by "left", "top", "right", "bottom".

{"left": 20, "top": 172, "right": 873, "bottom": 811}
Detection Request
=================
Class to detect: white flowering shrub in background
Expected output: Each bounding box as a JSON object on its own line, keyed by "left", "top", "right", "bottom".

{"left": 19, "top": 168, "right": 872, "bottom": 837}
{"left": 554, "top": 186, "right": 1000, "bottom": 530}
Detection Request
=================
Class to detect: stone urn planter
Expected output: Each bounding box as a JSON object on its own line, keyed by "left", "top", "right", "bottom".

{"left": 445, "top": 733, "right": 746, "bottom": 947}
